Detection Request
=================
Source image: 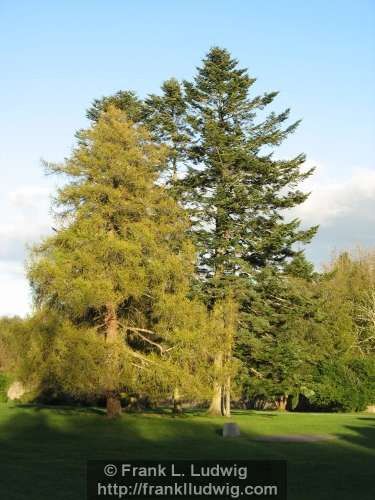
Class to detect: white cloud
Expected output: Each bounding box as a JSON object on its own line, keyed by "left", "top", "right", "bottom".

{"left": 0, "top": 185, "right": 52, "bottom": 317}
{"left": 0, "top": 185, "right": 53, "bottom": 261}
{"left": 0, "top": 261, "right": 31, "bottom": 317}
{"left": 8, "top": 185, "right": 52, "bottom": 209}
{"left": 294, "top": 167, "right": 375, "bottom": 227}
{"left": 292, "top": 166, "right": 375, "bottom": 266}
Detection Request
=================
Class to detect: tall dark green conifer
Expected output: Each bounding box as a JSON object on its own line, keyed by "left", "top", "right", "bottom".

{"left": 86, "top": 81, "right": 189, "bottom": 185}
{"left": 182, "top": 47, "right": 317, "bottom": 289}
{"left": 237, "top": 256, "right": 321, "bottom": 410}
{"left": 144, "top": 78, "right": 189, "bottom": 183}
{"left": 180, "top": 47, "right": 317, "bottom": 414}
{"left": 86, "top": 90, "right": 144, "bottom": 123}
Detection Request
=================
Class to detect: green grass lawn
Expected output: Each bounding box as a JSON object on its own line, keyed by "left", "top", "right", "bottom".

{"left": 0, "top": 403, "right": 374, "bottom": 500}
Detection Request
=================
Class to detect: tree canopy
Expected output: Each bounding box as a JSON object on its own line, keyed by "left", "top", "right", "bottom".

{"left": 1, "top": 48, "right": 373, "bottom": 416}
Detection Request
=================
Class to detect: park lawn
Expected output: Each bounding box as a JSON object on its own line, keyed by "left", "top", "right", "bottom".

{"left": 0, "top": 403, "right": 374, "bottom": 500}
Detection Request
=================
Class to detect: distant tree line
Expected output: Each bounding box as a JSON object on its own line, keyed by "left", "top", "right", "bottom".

{"left": 0, "top": 48, "right": 374, "bottom": 416}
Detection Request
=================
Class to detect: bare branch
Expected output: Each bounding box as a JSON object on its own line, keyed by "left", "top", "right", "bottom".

{"left": 249, "top": 367, "right": 263, "bottom": 378}
{"left": 120, "top": 324, "right": 165, "bottom": 353}
{"left": 131, "top": 330, "right": 164, "bottom": 353}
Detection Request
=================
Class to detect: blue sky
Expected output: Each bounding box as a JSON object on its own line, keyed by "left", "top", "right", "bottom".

{"left": 0, "top": 0, "right": 374, "bottom": 316}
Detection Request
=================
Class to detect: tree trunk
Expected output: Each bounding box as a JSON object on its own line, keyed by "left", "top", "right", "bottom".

{"left": 275, "top": 395, "right": 287, "bottom": 411}
{"left": 106, "top": 392, "right": 122, "bottom": 418}
{"left": 172, "top": 156, "right": 178, "bottom": 183}
{"left": 223, "top": 376, "right": 231, "bottom": 417}
{"left": 172, "top": 387, "right": 182, "bottom": 414}
{"left": 105, "top": 303, "right": 122, "bottom": 418}
{"left": 208, "top": 352, "right": 223, "bottom": 416}
{"left": 105, "top": 302, "right": 118, "bottom": 342}
{"left": 208, "top": 382, "right": 222, "bottom": 416}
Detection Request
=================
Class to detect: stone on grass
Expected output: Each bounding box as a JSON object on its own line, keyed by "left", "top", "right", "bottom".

{"left": 223, "top": 422, "right": 240, "bottom": 438}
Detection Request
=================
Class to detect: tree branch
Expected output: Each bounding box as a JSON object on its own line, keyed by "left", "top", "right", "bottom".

{"left": 121, "top": 324, "right": 165, "bottom": 353}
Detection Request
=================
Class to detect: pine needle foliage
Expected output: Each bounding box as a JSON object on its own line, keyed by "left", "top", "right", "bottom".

{"left": 27, "top": 107, "right": 210, "bottom": 415}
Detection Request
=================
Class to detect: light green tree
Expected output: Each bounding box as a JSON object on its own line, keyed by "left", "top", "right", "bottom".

{"left": 27, "top": 107, "right": 207, "bottom": 417}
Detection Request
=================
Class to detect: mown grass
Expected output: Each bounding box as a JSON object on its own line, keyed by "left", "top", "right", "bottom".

{"left": 0, "top": 403, "right": 374, "bottom": 499}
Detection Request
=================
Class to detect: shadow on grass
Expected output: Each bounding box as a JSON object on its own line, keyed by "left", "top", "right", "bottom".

{"left": 336, "top": 417, "right": 375, "bottom": 454}
{"left": 14, "top": 403, "right": 106, "bottom": 416}
{"left": 0, "top": 405, "right": 150, "bottom": 500}
{"left": 0, "top": 405, "right": 374, "bottom": 500}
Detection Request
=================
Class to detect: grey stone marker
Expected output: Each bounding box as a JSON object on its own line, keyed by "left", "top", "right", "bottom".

{"left": 223, "top": 422, "right": 240, "bottom": 438}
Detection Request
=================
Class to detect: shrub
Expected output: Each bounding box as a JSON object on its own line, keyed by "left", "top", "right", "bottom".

{"left": 309, "top": 357, "right": 375, "bottom": 412}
